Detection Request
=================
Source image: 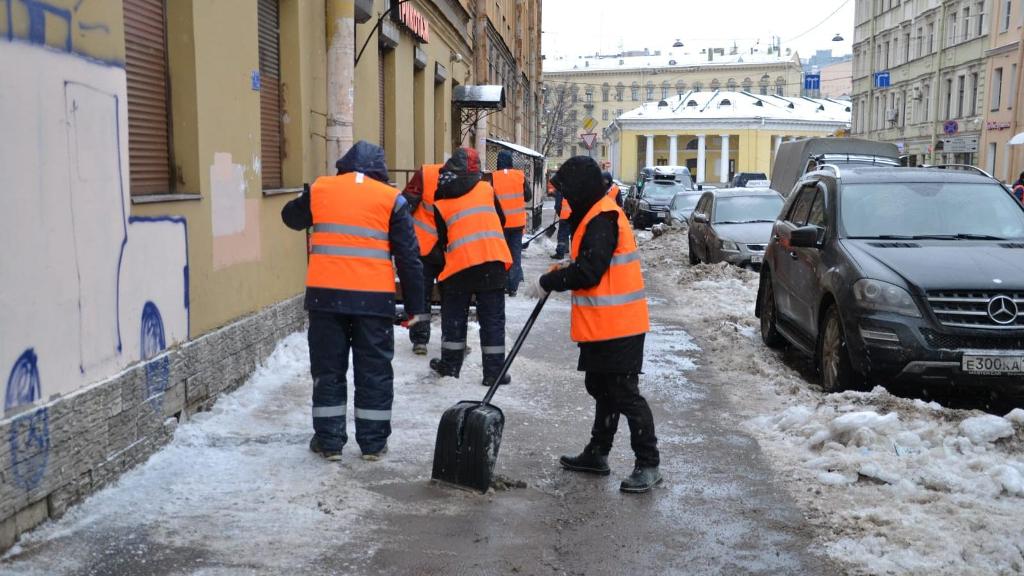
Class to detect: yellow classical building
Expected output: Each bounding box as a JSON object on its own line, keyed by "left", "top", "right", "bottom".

{"left": 607, "top": 91, "right": 852, "bottom": 184}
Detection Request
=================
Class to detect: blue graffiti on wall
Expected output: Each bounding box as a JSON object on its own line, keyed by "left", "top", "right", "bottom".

{"left": 20, "top": 0, "right": 72, "bottom": 51}
{"left": 5, "top": 349, "right": 41, "bottom": 411}
{"left": 141, "top": 301, "right": 169, "bottom": 411}
{"left": 6, "top": 352, "right": 48, "bottom": 491}
{"left": 9, "top": 408, "right": 50, "bottom": 491}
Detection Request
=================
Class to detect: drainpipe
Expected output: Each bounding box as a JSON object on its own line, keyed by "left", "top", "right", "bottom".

{"left": 929, "top": 1, "right": 948, "bottom": 164}
{"left": 474, "top": 0, "right": 489, "bottom": 161}
{"left": 866, "top": 9, "right": 876, "bottom": 137}
{"left": 326, "top": 0, "right": 356, "bottom": 172}
{"left": 1008, "top": 24, "right": 1024, "bottom": 180}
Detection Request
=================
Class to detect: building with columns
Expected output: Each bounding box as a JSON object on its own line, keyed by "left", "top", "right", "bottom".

{"left": 607, "top": 91, "right": 851, "bottom": 184}
{"left": 542, "top": 46, "right": 804, "bottom": 169}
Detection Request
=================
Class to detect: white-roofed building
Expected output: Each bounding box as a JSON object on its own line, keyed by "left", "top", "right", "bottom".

{"left": 606, "top": 90, "right": 852, "bottom": 184}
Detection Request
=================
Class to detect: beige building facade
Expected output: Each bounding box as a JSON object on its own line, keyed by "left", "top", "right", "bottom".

{"left": 851, "top": 0, "right": 991, "bottom": 166}
{"left": 542, "top": 48, "right": 804, "bottom": 172}
{"left": 980, "top": 0, "right": 1024, "bottom": 182}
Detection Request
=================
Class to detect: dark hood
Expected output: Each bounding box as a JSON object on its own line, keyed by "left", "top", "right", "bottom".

{"left": 553, "top": 156, "right": 605, "bottom": 228}
{"left": 336, "top": 140, "right": 389, "bottom": 183}
{"left": 496, "top": 150, "right": 514, "bottom": 169}
{"left": 845, "top": 240, "right": 1024, "bottom": 290}
{"left": 437, "top": 147, "right": 482, "bottom": 199}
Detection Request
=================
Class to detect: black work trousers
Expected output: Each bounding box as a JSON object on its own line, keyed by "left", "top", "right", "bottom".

{"left": 584, "top": 372, "right": 660, "bottom": 468}
{"left": 409, "top": 259, "right": 440, "bottom": 346}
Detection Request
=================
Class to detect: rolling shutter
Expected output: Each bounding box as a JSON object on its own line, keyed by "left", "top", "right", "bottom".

{"left": 123, "top": 0, "right": 172, "bottom": 195}
{"left": 258, "top": 0, "right": 283, "bottom": 189}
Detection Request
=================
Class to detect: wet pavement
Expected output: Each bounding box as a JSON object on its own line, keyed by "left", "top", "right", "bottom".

{"left": 1, "top": 211, "right": 836, "bottom": 575}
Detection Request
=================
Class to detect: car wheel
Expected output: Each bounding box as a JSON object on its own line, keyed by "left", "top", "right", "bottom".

{"left": 632, "top": 214, "right": 643, "bottom": 230}
{"left": 688, "top": 237, "right": 700, "bottom": 265}
{"left": 759, "top": 272, "right": 784, "bottom": 348}
{"left": 818, "top": 305, "right": 855, "bottom": 392}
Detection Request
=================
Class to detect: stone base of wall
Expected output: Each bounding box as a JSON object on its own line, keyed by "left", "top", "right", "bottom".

{"left": 0, "top": 296, "right": 306, "bottom": 551}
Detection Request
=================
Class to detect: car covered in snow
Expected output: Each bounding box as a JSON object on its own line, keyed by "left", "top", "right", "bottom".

{"left": 667, "top": 190, "right": 703, "bottom": 227}
{"left": 687, "top": 188, "right": 783, "bottom": 268}
{"left": 628, "top": 171, "right": 695, "bottom": 229}
{"left": 731, "top": 172, "right": 769, "bottom": 188}
{"left": 756, "top": 164, "right": 1024, "bottom": 395}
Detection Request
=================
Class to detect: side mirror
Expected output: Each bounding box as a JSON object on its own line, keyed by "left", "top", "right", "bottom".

{"left": 789, "top": 225, "right": 821, "bottom": 248}
{"left": 692, "top": 212, "right": 709, "bottom": 224}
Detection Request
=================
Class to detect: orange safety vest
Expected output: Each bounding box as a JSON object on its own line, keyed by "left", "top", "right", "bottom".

{"left": 434, "top": 181, "right": 512, "bottom": 282}
{"left": 559, "top": 198, "right": 572, "bottom": 220}
{"left": 493, "top": 168, "right": 528, "bottom": 229}
{"left": 570, "top": 195, "right": 650, "bottom": 342}
{"left": 607, "top": 184, "right": 620, "bottom": 201}
{"left": 412, "top": 163, "right": 442, "bottom": 256}
{"left": 307, "top": 172, "right": 398, "bottom": 294}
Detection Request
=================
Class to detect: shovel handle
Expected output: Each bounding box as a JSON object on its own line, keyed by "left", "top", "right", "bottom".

{"left": 521, "top": 221, "right": 558, "bottom": 248}
{"left": 482, "top": 291, "right": 550, "bottom": 405}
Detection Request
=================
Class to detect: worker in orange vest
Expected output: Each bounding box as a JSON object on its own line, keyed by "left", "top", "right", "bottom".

{"left": 528, "top": 156, "right": 661, "bottom": 493}
{"left": 552, "top": 180, "right": 573, "bottom": 259}
{"left": 492, "top": 150, "right": 532, "bottom": 296}
{"left": 281, "top": 141, "right": 427, "bottom": 463}
{"left": 401, "top": 163, "right": 444, "bottom": 355}
{"left": 427, "top": 148, "right": 514, "bottom": 386}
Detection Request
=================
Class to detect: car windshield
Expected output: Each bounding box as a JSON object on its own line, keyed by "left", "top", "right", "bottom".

{"left": 713, "top": 195, "right": 784, "bottom": 224}
{"left": 671, "top": 193, "right": 701, "bottom": 211}
{"left": 841, "top": 183, "right": 1024, "bottom": 240}
{"left": 645, "top": 181, "right": 686, "bottom": 201}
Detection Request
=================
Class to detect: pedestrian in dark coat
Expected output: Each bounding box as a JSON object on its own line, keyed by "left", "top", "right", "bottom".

{"left": 530, "top": 155, "right": 661, "bottom": 493}
{"left": 427, "top": 148, "right": 513, "bottom": 386}
{"left": 281, "top": 141, "right": 426, "bottom": 462}
{"left": 1013, "top": 172, "right": 1024, "bottom": 203}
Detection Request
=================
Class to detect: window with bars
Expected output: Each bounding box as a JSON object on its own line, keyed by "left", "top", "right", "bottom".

{"left": 258, "top": 0, "right": 283, "bottom": 189}
{"left": 124, "top": 0, "right": 173, "bottom": 195}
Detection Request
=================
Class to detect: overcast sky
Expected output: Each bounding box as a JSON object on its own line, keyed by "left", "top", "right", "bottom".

{"left": 541, "top": 0, "right": 854, "bottom": 62}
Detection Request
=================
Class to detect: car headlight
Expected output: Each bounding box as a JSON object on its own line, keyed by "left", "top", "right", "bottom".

{"left": 720, "top": 240, "right": 739, "bottom": 251}
{"left": 639, "top": 200, "right": 650, "bottom": 210}
{"left": 853, "top": 279, "right": 921, "bottom": 317}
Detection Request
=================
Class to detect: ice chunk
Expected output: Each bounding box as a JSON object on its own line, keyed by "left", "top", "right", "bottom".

{"left": 987, "top": 465, "right": 1024, "bottom": 497}
{"left": 1004, "top": 408, "right": 1024, "bottom": 426}
{"left": 959, "top": 415, "right": 1015, "bottom": 445}
{"left": 817, "top": 471, "right": 854, "bottom": 486}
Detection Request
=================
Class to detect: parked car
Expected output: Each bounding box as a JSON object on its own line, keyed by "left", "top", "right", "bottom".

{"left": 756, "top": 165, "right": 1024, "bottom": 395}
{"left": 687, "top": 188, "right": 783, "bottom": 268}
{"left": 731, "top": 172, "right": 768, "bottom": 188}
{"left": 667, "top": 191, "right": 703, "bottom": 227}
{"left": 631, "top": 178, "right": 691, "bottom": 229}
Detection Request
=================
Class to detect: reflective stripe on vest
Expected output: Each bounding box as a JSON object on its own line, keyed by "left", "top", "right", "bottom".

{"left": 307, "top": 172, "right": 398, "bottom": 294}
{"left": 493, "top": 168, "right": 528, "bottom": 228}
{"left": 570, "top": 195, "right": 650, "bottom": 342}
{"left": 434, "top": 182, "right": 513, "bottom": 282}
{"left": 559, "top": 201, "right": 572, "bottom": 220}
{"left": 413, "top": 164, "right": 443, "bottom": 256}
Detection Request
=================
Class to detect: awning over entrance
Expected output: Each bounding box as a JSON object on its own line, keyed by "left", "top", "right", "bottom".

{"left": 453, "top": 85, "right": 505, "bottom": 109}
{"left": 486, "top": 138, "right": 544, "bottom": 159}
{"left": 1009, "top": 132, "right": 1024, "bottom": 146}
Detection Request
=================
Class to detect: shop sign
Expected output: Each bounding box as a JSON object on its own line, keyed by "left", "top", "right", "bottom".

{"left": 987, "top": 121, "right": 1012, "bottom": 131}
{"left": 940, "top": 135, "right": 979, "bottom": 153}
{"left": 391, "top": 0, "right": 430, "bottom": 43}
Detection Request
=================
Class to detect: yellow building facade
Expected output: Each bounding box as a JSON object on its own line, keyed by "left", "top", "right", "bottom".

{"left": 608, "top": 92, "right": 851, "bottom": 184}
{"left": 543, "top": 48, "right": 805, "bottom": 168}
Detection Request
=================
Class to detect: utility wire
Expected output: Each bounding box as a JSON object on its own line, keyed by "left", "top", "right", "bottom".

{"left": 783, "top": 0, "right": 852, "bottom": 43}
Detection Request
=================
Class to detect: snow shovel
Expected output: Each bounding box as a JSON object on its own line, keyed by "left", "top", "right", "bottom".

{"left": 431, "top": 292, "right": 550, "bottom": 493}
{"left": 521, "top": 221, "right": 558, "bottom": 248}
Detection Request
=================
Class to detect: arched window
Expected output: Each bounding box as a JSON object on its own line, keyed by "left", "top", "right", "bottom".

{"left": 645, "top": 81, "right": 655, "bottom": 100}
{"left": 719, "top": 98, "right": 732, "bottom": 106}
{"left": 616, "top": 82, "right": 625, "bottom": 101}
{"left": 726, "top": 78, "right": 737, "bottom": 91}
{"left": 661, "top": 80, "right": 670, "bottom": 99}
{"left": 685, "top": 138, "right": 700, "bottom": 150}
{"left": 710, "top": 78, "right": 721, "bottom": 90}
{"left": 758, "top": 74, "right": 770, "bottom": 96}
{"left": 742, "top": 77, "right": 753, "bottom": 92}
{"left": 775, "top": 76, "right": 786, "bottom": 96}
{"left": 602, "top": 82, "right": 610, "bottom": 102}
{"left": 676, "top": 79, "right": 686, "bottom": 95}
{"left": 585, "top": 86, "right": 594, "bottom": 103}
{"left": 692, "top": 81, "right": 703, "bottom": 92}
{"left": 630, "top": 82, "right": 640, "bottom": 101}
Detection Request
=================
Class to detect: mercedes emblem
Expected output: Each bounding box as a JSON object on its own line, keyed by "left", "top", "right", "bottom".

{"left": 987, "top": 295, "right": 1019, "bottom": 325}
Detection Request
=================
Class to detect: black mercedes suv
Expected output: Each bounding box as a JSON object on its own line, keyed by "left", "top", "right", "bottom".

{"left": 755, "top": 165, "right": 1024, "bottom": 395}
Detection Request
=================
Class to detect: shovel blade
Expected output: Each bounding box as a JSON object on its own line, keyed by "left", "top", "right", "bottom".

{"left": 431, "top": 400, "right": 505, "bottom": 493}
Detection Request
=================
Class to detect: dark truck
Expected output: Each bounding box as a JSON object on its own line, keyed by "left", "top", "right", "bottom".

{"left": 770, "top": 138, "right": 900, "bottom": 197}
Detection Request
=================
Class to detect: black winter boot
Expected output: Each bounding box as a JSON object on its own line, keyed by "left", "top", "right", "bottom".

{"left": 430, "top": 358, "right": 459, "bottom": 378}
{"left": 481, "top": 373, "right": 512, "bottom": 387}
{"left": 619, "top": 466, "right": 662, "bottom": 493}
{"left": 559, "top": 445, "right": 610, "bottom": 476}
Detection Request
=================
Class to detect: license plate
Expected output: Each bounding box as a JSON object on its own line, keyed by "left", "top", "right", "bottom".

{"left": 658, "top": 212, "right": 668, "bottom": 218}
{"left": 750, "top": 253, "right": 763, "bottom": 264}
{"left": 962, "top": 354, "right": 1024, "bottom": 375}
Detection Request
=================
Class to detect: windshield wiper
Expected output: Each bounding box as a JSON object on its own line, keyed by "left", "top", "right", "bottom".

{"left": 909, "top": 233, "right": 1007, "bottom": 240}
{"left": 714, "top": 219, "right": 775, "bottom": 224}
{"left": 848, "top": 235, "right": 916, "bottom": 240}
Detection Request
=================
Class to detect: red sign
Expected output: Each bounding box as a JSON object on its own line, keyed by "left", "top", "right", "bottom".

{"left": 392, "top": 0, "right": 430, "bottom": 43}
{"left": 580, "top": 133, "right": 598, "bottom": 149}
{"left": 987, "top": 121, "right": 1012, "bottom": 131}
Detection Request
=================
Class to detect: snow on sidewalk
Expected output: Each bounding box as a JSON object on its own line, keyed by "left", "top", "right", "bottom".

{"left": 640, "top": 228, "right": 1024, "bottom": 576}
